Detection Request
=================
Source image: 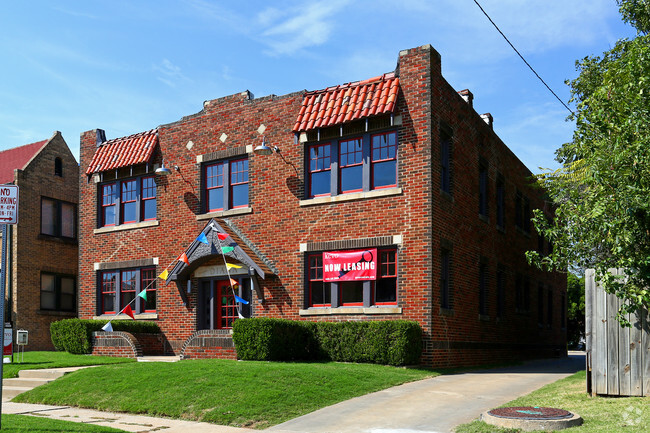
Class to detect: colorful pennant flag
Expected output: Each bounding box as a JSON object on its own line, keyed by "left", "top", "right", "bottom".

{"left": 238, "top": 312, "right": 245, "bottom": 319}
{"left": 178, "top": 252, "right": 190, "bottom": 265}
{"left": 138, "top": 290, "right": 148, "bottom": 301}
{"left": 158, "top": 269, "right": 169, "bottom": 281}
{"left": 226, "top": 263, "right": 242, "bottom": 270}
{"left": 234, "top": 294, "right": 249, "bottom": 305}
{"left": 123, "top": 304, "right": 135, "bottom": 320}
{"left": 196, "top": 233, "right": 209, "bottom": 244}
{"left": 222, "top": 246, "right": 234, "bottom": 253}
{"left": 217, "top": 233, "right": 229, "bottom": 240}
{"left": 101, "top": 322, "right": 113, "bottom": 332}
{"left": 230, "top": 278, "right": 239, "bottom": 288}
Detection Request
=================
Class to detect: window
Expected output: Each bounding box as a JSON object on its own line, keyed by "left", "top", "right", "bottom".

{"left": 496, "top": 175, "right": 505, "bottom": 229}
{"left": 560, "top": 293, "right": 566, "bottom": 329}
{"left": 515, "top": 274, "right": 530, "bottom": 313}
{"left": 547, "top": 290, "right": 553, "bottom": 328}
{"left": 41, "top": 197, "right": 76, "bottom": 239}
{"left": 306, "top": 131, "right": 398, "bottom": 198}
{"left": 306, "top": 248, "right": 397, "bottom": 308}
{"left": 100, "top": 175, "right": 156, "bottom": 227}
{"left": 538, "top": 283, "right": 545, "bottom": 326}
{"left": 99, "top": 267, "right": 156, "bottom": 315}
{"left": 479, "top": 159, "right": 488, "bottom": 218}
{"left": 41, "top": 273, "right": 75, "bottom": 312}
{"left": 440, "top": 129, "right": 452, "bottom": 194}
{"left": 441, "top": 248, "right": 451, "bottom": 309}
{"left": 496, "top": 265, "right": 505, "bottom": 318}
{"left": 54, "top": 157, "right": 63, "bottom": 177}
{"left": 204, "top": 158, "right": 249, "bottom": 211}
{"left": 479, "top": 260, "right": 488, "bottom": 315}
{"left": 515, "top": 191, "right": 530, "bottom": 234}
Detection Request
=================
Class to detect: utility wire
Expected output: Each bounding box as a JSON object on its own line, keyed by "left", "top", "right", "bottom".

{"left": 472, "top": 0, "right": 574, "bottom": 115}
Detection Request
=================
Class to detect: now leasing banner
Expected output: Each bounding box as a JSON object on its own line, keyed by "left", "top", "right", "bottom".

{"left": 323, "top": 248, "right": 377, "bottom": 282}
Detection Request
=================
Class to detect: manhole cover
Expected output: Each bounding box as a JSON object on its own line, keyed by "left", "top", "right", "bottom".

{"left": 488, "top": 407, "right": 573, "bottom": 420}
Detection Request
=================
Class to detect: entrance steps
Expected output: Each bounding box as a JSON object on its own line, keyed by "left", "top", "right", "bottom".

{"left": 2, "top": 367, "right": 90, "bottom": 400}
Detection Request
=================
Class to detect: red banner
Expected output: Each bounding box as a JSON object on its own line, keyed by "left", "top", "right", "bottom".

{"left": 323, "top": 249, "right": 377, "bottom": 282}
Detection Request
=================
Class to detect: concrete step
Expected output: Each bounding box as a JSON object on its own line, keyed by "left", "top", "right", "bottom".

{"left": 3, "top": 386, "right": 32, "bottom": 399}
{"left": 4, "top": 377, "right": 52, "bottom": 388}
{"left": 137, "top": 356, "right": 181, "bottom": 362}
{"left": 18, "top": 367, "right": 80, "bottom": 379}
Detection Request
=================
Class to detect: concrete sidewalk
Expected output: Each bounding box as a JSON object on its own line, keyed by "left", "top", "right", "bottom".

{"left": 269, "top": 352, "right": 585, "bottom": 433}
{"left": 2, "top": 352, "right": 584, "bottom": 433}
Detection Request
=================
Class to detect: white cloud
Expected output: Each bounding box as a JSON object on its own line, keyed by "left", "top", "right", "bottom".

{"left": 258, "top": 0, "right": 351, "bottom": 56}
{"left": 153, "top": 59, "right": 190, "bottom": 88}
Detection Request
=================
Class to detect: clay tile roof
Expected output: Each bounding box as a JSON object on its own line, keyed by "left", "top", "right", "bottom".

{"left": 293, "top": 72, "right": 399, "bottom": 132}
{"left": 0, "top": 139, "right": 48, "bottom": 184}
{"left": 85, "top": 129, "right": 158, "bottom": 175}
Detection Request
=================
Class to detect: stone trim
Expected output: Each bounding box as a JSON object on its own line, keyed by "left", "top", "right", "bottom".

{"left": 197, "top": 145, "right": 250, "bottom": 164}
{"left": 180, "top": 329, "right": 235, "bottom": 359}
{"left": 299, "top": 306, "right": 402, "bottom": 316}
{"left": 94, "top": 258, "right": 157, "bottom": 271}
{"left": 196, "top": 207, "right": 252, "bottom": 220}
{"left": 299, "top": 187, "right": 402, "bottom": 207}
{"left": 302, "top": 236, "right": 396, "bottom": 253}
{"left": 94, "top": 220, "right": 159, "bottom": 234}
{"left": 92, "top": 331, "right": 143, "bottom": 358}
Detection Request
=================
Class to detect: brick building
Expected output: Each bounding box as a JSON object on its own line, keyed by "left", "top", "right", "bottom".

{"left": 0, "top": 132, "right": 78, "bottom": 350}
{"left": 78, "top": 45, "right": 566, "bottom": 367}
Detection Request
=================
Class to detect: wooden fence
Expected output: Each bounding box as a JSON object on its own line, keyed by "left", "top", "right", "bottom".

{"left": 586, "top": 269, "right": 650, "bottom": 396}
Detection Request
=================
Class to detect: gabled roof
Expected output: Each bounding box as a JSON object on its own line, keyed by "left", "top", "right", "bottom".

{"left": 85, "top": 129, "right": 158, "bottom": 175}
{"left": 0, "top": 139, "right": 48, "bottom": 184}
{"left": 293, "top": 72, "right": 400, "bottom": 132}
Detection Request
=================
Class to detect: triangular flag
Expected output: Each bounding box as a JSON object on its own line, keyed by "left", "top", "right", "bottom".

{"left": 123, "top": 304, "right": 135, "bottom": 320}
{"left": 226, "top": 263, "right": 242, "bottom": 270}
{"left": 102, "top": 322, "right": 113, "bottom": 332}
{"left": 222, "top": 246, "right": 234, "bottom": 253}
{"left": 196, "top": 233, "right": 209, "bottom": 244}
{"left": 234, "top": 294, "right": 249, "bottom": 305}
{"left": 217, "top": 233, "right": 229, "bottom": 240}
{"left": 230, "top": 278, "right": 239, "bottom": 288}
{"left": 158, "top": 269, "right": 169, "bottom": 280}
{"left": 178, "top": 252, "right": 190, "bottom": 265}
{"left": 238, "top": 312, "right": 245, "bottom": 319}
{"left": 138, "top": 290, "right": 148, "bottom": 301}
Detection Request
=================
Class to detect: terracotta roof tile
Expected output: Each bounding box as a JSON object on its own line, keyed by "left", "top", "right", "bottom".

{"left": 85, "top": 129, "right": 158, "bottom": 175}
{"left": 293, "top": 73, "right": 400, "bottom": 132}
{"left": 0, "top": 139, "right": 48, "bottom": 184}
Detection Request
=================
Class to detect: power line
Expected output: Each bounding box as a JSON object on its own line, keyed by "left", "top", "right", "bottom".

{"left": 472, "top": 0, "right": 574, "bottom": 115}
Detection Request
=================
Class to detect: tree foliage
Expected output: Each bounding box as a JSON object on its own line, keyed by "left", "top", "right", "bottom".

{"left": 527, "top": 1, "right": 650, "bottom": 325}
{"left": 566, "top": 273, "right": 586, "bottom": 347}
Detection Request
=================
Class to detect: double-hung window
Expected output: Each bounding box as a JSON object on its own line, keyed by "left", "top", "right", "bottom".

{"left": 306, "top": 131, "right": 398, "bottom": 198}
{"left": 41, "top": 197, "right": 76, "bottom": 239}
{"left": 306, "top": 247, "right": 398, "bottom": 308}
{"left": 204, "top": 158, "right": 249, "bottom": 212}
{"left": 41, "top": 273, "right": 76, "bottom": 312}
{"left": 100, "top": 175, "right": 156, "bottom": 227}
{"left": 99, "top": 267, "right": 156, "bottom": 315}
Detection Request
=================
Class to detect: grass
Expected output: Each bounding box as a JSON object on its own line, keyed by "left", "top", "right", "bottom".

{"left": 14, "top": 359, "right": 437, "bottom": 429}
{"left": 0, "top": 414, "right": 127, "bottom": 432}
{"left": 3, "top": 351, "right": 134, "bottom": 378}
{"left": 455, "top": 370, "right": 650, "bottom": 433}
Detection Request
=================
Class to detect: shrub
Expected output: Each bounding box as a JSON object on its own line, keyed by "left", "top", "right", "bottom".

{"left": 50, "top": 319, "right": 160, "bottom": 354}
{"left": 233, "top": 318, "right": 422, "bottom": 366}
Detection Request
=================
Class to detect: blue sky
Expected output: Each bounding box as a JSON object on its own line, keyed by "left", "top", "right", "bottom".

{"left": 0, "top": 1, "right": 636, "bottom": 171}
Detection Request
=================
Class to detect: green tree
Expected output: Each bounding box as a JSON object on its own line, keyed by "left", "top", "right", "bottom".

{"left": 528, "top": 1, "right": 650, "bottom": 325}
{"left": 566, "top": 273, "right": 586, "bottom": 347}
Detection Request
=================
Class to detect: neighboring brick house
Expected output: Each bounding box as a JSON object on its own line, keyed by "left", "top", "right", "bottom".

{"left": 0, "top": 132, "right": 78, "bottom": 350}
{"left": 78, "top": 44, "right": 566, "bottom": 367}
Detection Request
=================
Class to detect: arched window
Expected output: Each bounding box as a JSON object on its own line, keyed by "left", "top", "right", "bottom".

{"left": 54, "top": 157, "right": 63, "bottom": 177}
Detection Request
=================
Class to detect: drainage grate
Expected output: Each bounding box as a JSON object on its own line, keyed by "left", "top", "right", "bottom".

{"left": 488, "top": 407, "right": 573, "bottom": 420}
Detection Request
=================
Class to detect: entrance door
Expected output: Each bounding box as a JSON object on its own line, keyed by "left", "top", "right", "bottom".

{"left": 198, "top": 279, "right": 238, "bottom": 330}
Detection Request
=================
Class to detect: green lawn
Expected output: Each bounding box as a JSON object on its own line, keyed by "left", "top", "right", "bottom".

{"left": 0, "top": 414, "right": 127, "bottom": 432}
{"left": 3, "top": 351, "right": 134, "bottom": 378}
{"left": 455, "top": 370, "right": 650, "bottom": 433}
{"left": 14, "top": 359, "right": 437, "bottom": 429}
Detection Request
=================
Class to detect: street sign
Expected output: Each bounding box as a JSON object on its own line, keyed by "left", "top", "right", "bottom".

{"left": 0, "top": 185, "right": 18, "bottom": 224}
{"left": 3, "top": 325, "right": 10, "bottom": 357}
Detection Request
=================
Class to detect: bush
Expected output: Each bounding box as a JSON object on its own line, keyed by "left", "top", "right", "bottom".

{"left": 233, "top": 318, "right": 422, "bottom": 366}
{"left": 232, "top": 318, "right": 319, "bottom": 361}
{"left": 50, "top": 319, "right": 160, "bottom": 354}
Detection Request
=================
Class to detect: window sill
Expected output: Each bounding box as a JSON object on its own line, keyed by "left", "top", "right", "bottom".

{"left": 93, "top": 313, "right": 158, "bottom": 320}
{"left": 478, "top": 314, "right": 490, "bottom": 322}
{"left": 479, "top": 214, "right": 489, "bottom": 223}
{"left": 196, "top": 207, "right": 252, "bottom": 220}
{"left": 94, "top": 220, "right": 159, "bottom": 234}
{"left": 37, "top": 234, "right": 78, "bottom": 245}
{"left": 299, "top": 306, "right": 402, "bottom": 316}
{"left": 37, "top": 309, "right": 76, "bottom": 317}
{"left": 299, "top": 187, "right": 402, "bottom": 207}
{"left": 439, "top": 307, "right": 454, "bottom": 317}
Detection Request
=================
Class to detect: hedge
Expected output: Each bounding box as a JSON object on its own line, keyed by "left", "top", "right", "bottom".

{"left": 50, "top": 319, "right": 161, "bottom": 354}
{"left": 233, "top": 318, "right": 422, "bottom": 366}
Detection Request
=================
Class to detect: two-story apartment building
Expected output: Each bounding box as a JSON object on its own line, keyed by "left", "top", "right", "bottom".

{"left": 78, "top": 45, "right": 566, "bottom": 367}
{"left": 0, "top": 132, "right": 78, "bottom": 350}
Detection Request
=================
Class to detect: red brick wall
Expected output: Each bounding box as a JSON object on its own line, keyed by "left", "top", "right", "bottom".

{"left": 12, "top": 132, "right": 78, "bottom": 350}
{"left": 78, "top": 44, "right": 566, "bottom": 367}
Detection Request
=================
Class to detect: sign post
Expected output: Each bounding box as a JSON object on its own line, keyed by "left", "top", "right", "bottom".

{"left": 0, "top": 184, "right": 18, "bottom": 428}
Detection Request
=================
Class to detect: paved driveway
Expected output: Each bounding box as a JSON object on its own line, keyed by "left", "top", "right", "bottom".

{"left": 268, "top": 352, "right": 585, "bottom": 433}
